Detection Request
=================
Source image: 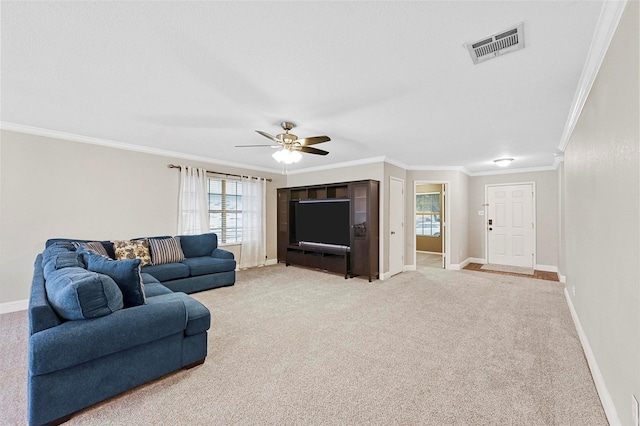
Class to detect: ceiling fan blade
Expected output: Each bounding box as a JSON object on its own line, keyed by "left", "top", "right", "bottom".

{"left": 299, "top": 146, "right": 329, "bottom": 156}
{"left": 297, "top": 136, "right": 331, "bottom": 146}
{"left": 255, "top": 130, "right": 280, "bottom": 143}
{"left": 235, "top": 144, "right": 279, "bottom": 148}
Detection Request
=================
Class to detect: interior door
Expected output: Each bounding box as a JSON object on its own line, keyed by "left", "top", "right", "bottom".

{"left": 487, "top": 184, "right": 534, "bottom": 268}
{"left": 388, "top": 177, "right": 404, "bottom": 277}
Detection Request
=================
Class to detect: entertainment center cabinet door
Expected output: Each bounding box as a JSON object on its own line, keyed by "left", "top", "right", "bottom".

{"left": 350, "top": 180, "right": 380, "bottom": 282}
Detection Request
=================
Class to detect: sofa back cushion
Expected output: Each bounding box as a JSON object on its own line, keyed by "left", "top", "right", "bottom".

{"left": 178, "top": 233, "right": 218, "bottom": 258}
{"left": 44, "top": 267, "right": 123, "bottom": 320}
{"left": 30, "top": 254, "right": 63, "bottom": 334}
{"left": 46, "top": 238, "right": 116, "bottom": 259}
{"left": 42, "top": 242, "right": 85, "bottom": 279}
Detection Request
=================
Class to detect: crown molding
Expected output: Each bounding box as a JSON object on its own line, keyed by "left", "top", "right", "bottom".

{"left": 558, "top": 0, "right": 628, "bottom": 152}
{"left": 469, "top": 165, "right": 557, "bottom": 177}
{"left": 0, "top": 122, "right": 283, "bottom": 175}
{"left": 0, "top": 122, "right": 564, "bottom": 178}
{"left": 407, "top": 164, "right": 471, "bottom": 175}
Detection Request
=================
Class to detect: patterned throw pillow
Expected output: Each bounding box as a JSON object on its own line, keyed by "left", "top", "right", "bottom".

{"left": 149, "top": 237, "right": 185, "bottom": 265}
{"left": 72, "top": 241, "right": 109, "bottom": 257}
{"left": 111, "top": 239, "right": 152, "bottom": 267}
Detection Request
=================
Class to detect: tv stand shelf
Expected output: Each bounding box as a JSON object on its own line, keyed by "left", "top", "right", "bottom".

{"left": 286, "top": 244, "right": 350, "bottom": 279}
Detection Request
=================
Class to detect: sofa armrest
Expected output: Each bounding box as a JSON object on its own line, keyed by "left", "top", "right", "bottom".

{"left": 211, "top": 248, "right": 234, "bottom": 260}
{"left": 29, "top": 298, "right": 187, "bottom": 376}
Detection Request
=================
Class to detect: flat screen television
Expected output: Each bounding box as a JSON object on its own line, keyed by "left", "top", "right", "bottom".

{"left": 295, "top": 200, "right": 350, "bottom": 247}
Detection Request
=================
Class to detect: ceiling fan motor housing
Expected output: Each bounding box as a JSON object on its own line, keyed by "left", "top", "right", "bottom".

{"left": 281, "top": 121, "right": 295, "bottom": 131}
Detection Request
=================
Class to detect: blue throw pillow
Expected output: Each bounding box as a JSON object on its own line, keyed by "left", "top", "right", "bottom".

{"left": 45, "top": 267, "right": 123, "bottom": 320}
{"left": 78, "top": 247, "right": 147, "bottom": 307}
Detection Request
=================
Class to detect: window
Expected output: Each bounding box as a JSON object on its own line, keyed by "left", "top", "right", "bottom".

{"left": 208, "top": 178, "right": 242, "bottom": 244}
{"left": 416, "top": 192, "right": 441, "bottom": 237}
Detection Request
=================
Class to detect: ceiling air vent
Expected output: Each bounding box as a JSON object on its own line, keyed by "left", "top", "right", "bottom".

{"left": 465, "top": 23, "right": 524, "bottom": 65}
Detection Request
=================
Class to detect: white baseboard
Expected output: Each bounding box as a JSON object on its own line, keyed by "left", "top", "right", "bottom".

{"left": 469, "top": 257, "right": 486, "bottom": 264}
{"left": 535, "top": 264, "right": 558, "bottom": 273}
{"left": 0, "top": 299, "right": 28, "bottom": 314}
{"left": 265, "top": 259, "right": 278, "bottom": 266}
{"left": 403, "top": 264, "right": 417, "bottom": 272}
{"left": 558, "top": 273, "right": 566, "bottom": 283}
{"left": 564, "top": 288, "right": 621, "bottom": 426}
{"left": 449, "top": 257, "right": 472, "bottom": 271}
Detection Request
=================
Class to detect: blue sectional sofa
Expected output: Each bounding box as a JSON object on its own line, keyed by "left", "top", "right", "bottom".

{"left": 28, "top": 233, "right": 235, "bottom": 425}
{"left": 46, "top": 232, "right": 237, "bottom": 293}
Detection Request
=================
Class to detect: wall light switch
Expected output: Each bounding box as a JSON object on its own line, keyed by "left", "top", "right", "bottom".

{"left": 478, "top": 211, "right": 484, "bottom": 216}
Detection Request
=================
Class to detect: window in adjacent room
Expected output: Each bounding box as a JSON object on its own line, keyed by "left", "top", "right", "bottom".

{"left": 208, "top": 178, "right": 242, "bottom": 243}
{"left": 416, "top": 192, "right": 441, "bottom": 237}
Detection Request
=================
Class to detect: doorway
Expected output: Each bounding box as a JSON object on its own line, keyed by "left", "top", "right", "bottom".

{"left": 486, "top": 183, "right": 535, "bottom": 268}
{"left": 414, "top": 181, "right": 449, "bottom": 269}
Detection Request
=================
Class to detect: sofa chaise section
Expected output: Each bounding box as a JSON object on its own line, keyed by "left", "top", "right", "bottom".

{"left": 28, "top": 243, "right": 212, "bottom": 426}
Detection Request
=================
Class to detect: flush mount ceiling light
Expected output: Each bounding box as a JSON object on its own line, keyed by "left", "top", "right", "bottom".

{"left": 494, "top": 158, "right": 514, "bottom": 167}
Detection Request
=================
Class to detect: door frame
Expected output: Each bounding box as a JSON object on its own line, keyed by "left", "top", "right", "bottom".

{"left": 413, "top": 180, "right": 451, "bottom": 270}
{"left": 484, "top": 182, "right": 537, "bottom": 267}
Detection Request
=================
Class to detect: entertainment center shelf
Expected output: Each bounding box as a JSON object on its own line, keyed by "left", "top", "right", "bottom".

{"left": 277, "top": 180, "right": 379, "bottom": 281}
{"left": 289, "top": 184, "right": 349, "bottom": 201}
{"left": 286, "top": 244, "right": 350, "bottom": 279}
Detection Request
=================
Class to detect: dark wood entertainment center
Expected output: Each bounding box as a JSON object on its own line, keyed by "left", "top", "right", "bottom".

{"left": 277, "top": 179, "right": 379, "bottom": 281}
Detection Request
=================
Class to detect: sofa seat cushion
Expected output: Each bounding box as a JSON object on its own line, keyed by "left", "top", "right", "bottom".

{"left": 144, "top": 282, "right": 174, "bottom": 298}
{"left": 140, "top": 272, "right": 160, "bottom": 284}
{"left": 182, "top": 256, "right": 236, "bottom": 276}
{"left": 145, "top": 292, "right": 210, "bottom": 336}
{"left": 141, "top": 262, "right": 190, "bottom": 282}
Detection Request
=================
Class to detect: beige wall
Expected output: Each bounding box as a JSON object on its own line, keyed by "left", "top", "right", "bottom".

{"left": 562, "top": 1, "right": 639, "bottom": 424}
{"left": 468, "top": 170, "right": 559, "bottom": 268}
{"left": 0, "top": 130, "right": 285, "bottom": 304}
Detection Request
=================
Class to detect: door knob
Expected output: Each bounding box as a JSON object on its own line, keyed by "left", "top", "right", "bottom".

{"left": 489, "top": 228, "right": 493, "bottom": 231}
{"left": 391, "top": 231, "right": 396, "bottom": 235}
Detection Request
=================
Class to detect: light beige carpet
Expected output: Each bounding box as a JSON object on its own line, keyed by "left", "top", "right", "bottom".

{"left": 481, "top": 263, "right": 535, "bottom": 275}
{"left": 1, "top": 264, "right": 607, "bottom": 425}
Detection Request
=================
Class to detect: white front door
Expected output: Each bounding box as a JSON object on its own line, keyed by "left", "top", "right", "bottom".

{"left": 487, "top": 184, "right": 534, "bottom": 268}
{"left": 388, "top": 177, "right": 404, "bottom": 277}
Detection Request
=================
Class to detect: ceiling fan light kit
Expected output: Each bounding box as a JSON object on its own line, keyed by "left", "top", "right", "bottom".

{"left": 272, "top": 148, "right": 302, "bottom": 164}
{"left": 237, "top": 121, "right": 331, "bottom": 164}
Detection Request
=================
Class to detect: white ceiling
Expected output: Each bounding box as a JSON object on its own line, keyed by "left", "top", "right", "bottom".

{"left": 1, "top": 1, "right": 606, "bottom": 174}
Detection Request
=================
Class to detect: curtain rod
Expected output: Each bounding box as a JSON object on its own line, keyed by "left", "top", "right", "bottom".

{"left": 167, "top": 164, "right": 272, "bottom": 182}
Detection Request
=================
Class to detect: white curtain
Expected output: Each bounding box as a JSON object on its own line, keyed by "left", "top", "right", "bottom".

{"left": 177, "top": 166, "right": 209, "bottom": 235}
{"left": 240, "top": 176, "right": 266, "bottom": 268}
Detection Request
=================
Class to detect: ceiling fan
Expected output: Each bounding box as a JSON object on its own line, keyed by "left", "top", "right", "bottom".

{"left": 236, "top": 121, "right": 330, "bottom": 163}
